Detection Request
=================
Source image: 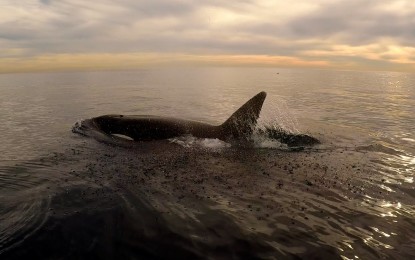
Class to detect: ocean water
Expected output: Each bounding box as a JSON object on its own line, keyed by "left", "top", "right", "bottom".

{"left": 0, "top": 68, "right": 414, "bottom": 259}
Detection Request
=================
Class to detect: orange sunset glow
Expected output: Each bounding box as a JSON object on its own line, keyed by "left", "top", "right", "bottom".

{"left": 1, "top": 0, "right": 414, "bottom": 73}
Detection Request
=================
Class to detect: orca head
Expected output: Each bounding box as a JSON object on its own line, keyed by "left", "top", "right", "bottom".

{"left": 93, "top": 114, "right": 125, "bottom": 134}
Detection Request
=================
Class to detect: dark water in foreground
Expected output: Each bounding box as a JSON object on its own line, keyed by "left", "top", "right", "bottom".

{"left": 0, "top": 68, "right": 414, "bottom": 259}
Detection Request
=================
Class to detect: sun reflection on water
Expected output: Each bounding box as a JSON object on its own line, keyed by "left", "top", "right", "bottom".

{"left": 404, "top": 176, "right": 413, "bottom": 183}
{"left": 370, "top": 227, "right": 392, "bottom": 238}
{"left": 363, "top": 236, "right": 394, "bottom": 249}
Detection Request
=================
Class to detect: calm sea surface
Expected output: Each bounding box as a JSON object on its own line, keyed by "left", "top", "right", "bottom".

{"left": 0, "top": 68, "right": 414, "bottom": 259}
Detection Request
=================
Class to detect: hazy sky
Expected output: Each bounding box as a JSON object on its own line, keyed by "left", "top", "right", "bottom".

{"left": 1, "top": 0, "right": 414, "bottom": 72}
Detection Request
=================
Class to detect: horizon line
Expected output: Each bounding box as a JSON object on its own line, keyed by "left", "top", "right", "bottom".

{"left": 1, "top": 52, "right": 414, "bottom": 74}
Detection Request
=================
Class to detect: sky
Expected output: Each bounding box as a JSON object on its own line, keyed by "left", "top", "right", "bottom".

{"left": 1, "top": 0, "right": 414, "bottom": 73}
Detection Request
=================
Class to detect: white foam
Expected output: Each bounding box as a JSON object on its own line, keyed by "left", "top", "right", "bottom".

{"left": 257, "top": 96, "right": 300, "bottom": 134}
{"left": 169, "top": 134, "right": 287, "bottom": 150}
{"left": 169, "top": 135, "right": 231, "bottom": 149}
{"left": 251, "top": 134, "right": 287, "bottom": 149}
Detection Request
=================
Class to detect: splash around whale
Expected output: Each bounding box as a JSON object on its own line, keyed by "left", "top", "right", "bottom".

{"left": 73, "top": 91, "right": 268, "bottom": 145}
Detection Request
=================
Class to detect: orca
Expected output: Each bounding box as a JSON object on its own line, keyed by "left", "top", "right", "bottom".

{"left": 73, "top": 91, "right": 267, "bottom": 143}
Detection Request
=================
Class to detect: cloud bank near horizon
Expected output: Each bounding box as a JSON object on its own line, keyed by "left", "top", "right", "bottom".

{"left": 1, "top": 0, "right": 414, "bottom": 72}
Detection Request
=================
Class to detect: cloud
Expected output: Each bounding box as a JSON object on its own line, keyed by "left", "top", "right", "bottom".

{"left": 0, "top": 0, "right": 414, "bottom": 72}
{"left": 287, "top": 0, "right": 415, "bottom": 44}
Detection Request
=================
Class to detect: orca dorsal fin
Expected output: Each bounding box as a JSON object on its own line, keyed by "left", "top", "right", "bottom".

{"left": 221, "top": 91, "right": 267, "bottom": 139}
